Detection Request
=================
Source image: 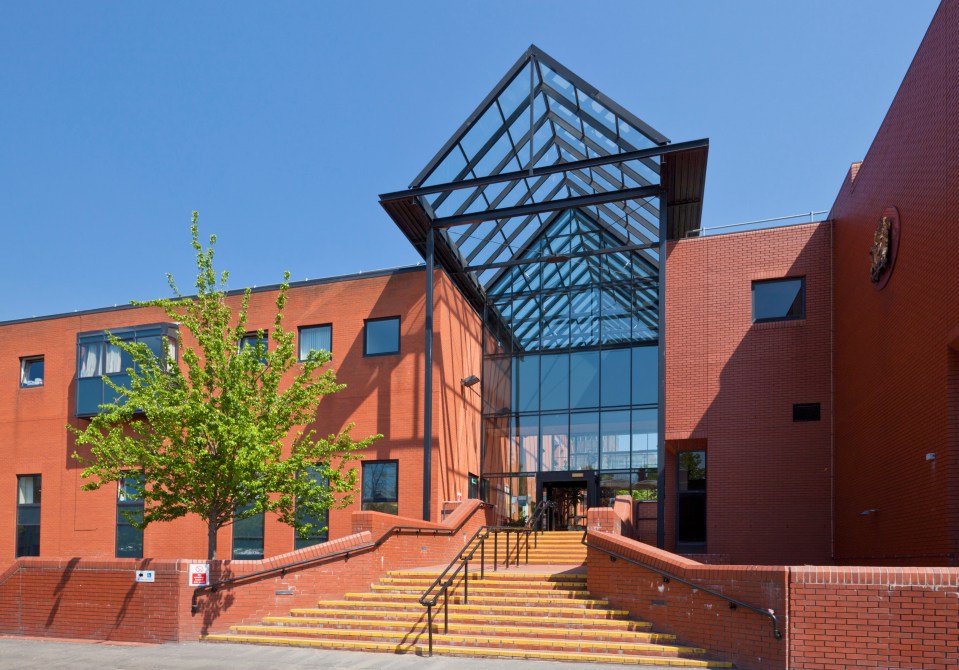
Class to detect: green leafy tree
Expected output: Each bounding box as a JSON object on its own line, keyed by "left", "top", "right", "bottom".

{"left": 72, "top": 213, "right": 378, "bottom": 560}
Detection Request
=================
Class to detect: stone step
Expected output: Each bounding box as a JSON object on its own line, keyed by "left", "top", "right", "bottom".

{"left": 225, "top": 624, "right": 709, "bottom": 658}
{"left": 369, "top": 584, "right": 595, "bottom": 598}
{"left": 343, "top": 592, "right": 611, "bottom": 607}
{"left": 201, "top": 634, "right": 733, "bottom": 667}
{"left": 308, "top": 601, "right": 631, "bottom": 619}
{"left": 263, "top": 614, "right": 668, "bottom": 639}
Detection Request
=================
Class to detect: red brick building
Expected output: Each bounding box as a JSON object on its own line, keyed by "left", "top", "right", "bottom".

{"left": 2, "top": 1, "right": 958, "bottom": 573}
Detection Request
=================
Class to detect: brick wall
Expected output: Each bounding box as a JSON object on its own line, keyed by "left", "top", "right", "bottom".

{"left": 586, "top": 528, "right": 787, "bottom": 670}
{"left": 0, "top": 499, "right": 493, "bottom": 642}
{"left": 830, "top": 0, "right": 959, "bottom": 565}
{"left": 789, "top": 567, "right": 959, "bottom": 669}
{"left": 665, "top": 224, "right": 833, "bottom": 565}
{"left": 586, "top": 515, "right": 959, "bottom": 670}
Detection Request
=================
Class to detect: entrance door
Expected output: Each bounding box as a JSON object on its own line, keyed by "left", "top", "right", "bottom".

{"left": 537, "top": 471, "right": 599, "bottom": 531}
{"left": 543, "top": 482, "right": 587, "bottom": 530}
{"left": 676, "top": 451, "right": 706, "bottom": 552}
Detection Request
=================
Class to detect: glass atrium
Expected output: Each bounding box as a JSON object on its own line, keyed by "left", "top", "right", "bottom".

{"left": 382, "top": 45, "right": 707, "bottom": 540}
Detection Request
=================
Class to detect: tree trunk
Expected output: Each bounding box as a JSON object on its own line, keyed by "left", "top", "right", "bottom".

{"left": 207, "top": 511, "right": 218, "bottom": 561}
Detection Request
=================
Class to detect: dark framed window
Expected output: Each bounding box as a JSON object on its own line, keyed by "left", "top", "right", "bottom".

{"left": 468, "top": 473, "right": 479, "bottom": 499}
{"left": 362, "top": 460, "right": 398, "bottom": 514}
{"left": 294, "top": 466, "right": 329, "bottom": 550}
{"left": 298, "top": 324, "right": 332, "bottom": 361}
{"left": 20, "top": 356, "right": 44, "bottom": 388}
{"left": 677, "top": 451, "right": 706, "bottom": 548}
{"left": 76, "top": 323, "right": 178, "bottom": 417}
{"left": 16, "top": 475, "right": 41, "bottom": 557}
{"left": 116, "top": 474, "right": 144, "bottom": 558}
{"left": 364, "top": 317, "right": 400, "bottom": 356}
{"left": 752, "top": 277, "right": 805, "bottom": 323}
{"left": 232, "top": 504, "right": 264, "bottom": 560}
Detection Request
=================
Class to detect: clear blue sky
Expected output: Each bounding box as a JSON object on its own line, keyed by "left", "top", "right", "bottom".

{"left": 0, "top": 1, "right": 940, "bottom": 322}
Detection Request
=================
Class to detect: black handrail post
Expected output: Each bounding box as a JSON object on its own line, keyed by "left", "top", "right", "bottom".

{"left": 515, "top": 530, "right": 520, "bottom": 567}
{"left": 443, "top": 589, "right": 449, "bottom": 634}
{"left": 427, "top": 604, "right": 433, "bottom": 657}
{"left": 463, "top": 559, "right": 469, "bottom": 604}
{"left": 481, "top": 540, "right": 485, "bottom": 579}
{"left": 494, "top": 532, "right": 498, "bottom": 571}
{"left": 525, "top": 530, "right": 529, "bottom": 564}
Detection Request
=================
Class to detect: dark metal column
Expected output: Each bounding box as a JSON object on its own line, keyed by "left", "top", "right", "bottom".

{"left": 656, "top": 191, "right": 667, "bottom": 550}
{"left": 423, "top": 226, "right": 435, "bottom": 521}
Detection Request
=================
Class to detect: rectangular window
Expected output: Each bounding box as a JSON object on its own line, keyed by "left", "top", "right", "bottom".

{"left": 232, "top": 504, "right": 264, "bottom": 560}
{"left": 362, "top": 460, "right": 398, "bottom": 514}
{"left": 16, "top": 475, "right": 41, "bottom": 557}
{"left": 468, "top": 473, "right": 479, "bottom": 499}
{"left": 116, "top": 474, "right": 144, "bottom": 558}
{"left": 20, "top": 356, "right": 44, "bottom": 388}
{"left": 298, "top": 324, "right": 332, "bottom": 361}
{"left": 752, "top": 277, "right": 805, "bottom": 323}
{"left": 76, "top": 324, "right": 178, "bottom": 417}
{"left": 364, "top": 317, "right": 400, "bottom": 356}
{"left": 294, "top": 466, "right": 329, "bottom": 550}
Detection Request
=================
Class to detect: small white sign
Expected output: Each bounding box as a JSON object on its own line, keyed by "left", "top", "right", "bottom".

{"left": 135, "top": 570, "right": 155, "bottom": 583}
{"left": 189, "top": 563, "right": 209, "bottom": 587}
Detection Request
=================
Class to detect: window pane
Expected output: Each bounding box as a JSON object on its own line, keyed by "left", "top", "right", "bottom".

{"left": 600, "top": 410, "right": 631, "bottom": 470}
{"left": 569, "top": 412, "right": 599, "bottom": 470}
{"left": 515, "top": 355, "right": 539, "bottom": 412}
{"left": 365, "top": 318, "right": 400, "bottom": 355}
{"left": 18, "top": 475, "right": 40, "bottom": 504}
{"left": 569, "top": 351, "right": 599, "bottom": 409}
{"left": 516, "top": 415, "right": 538, "bottom": 472}
{"left": 631, "top": 409, "right": 657, "bottom": 469}
{"left": 21, "top": 358, "right": 44, "bottom": 387}
{"left": 540, "top": 414, "right": 569, "bottom": 472}
{"left": 539, "top": 353, "right": 568, "bottom": 411}
{"left": 232, "top": 505, "right": 264, "bottom": 560}
{"left": 116, "top": 524, "right": 143, "bottom": 558}
{"left": 16, "top": 524, "right": 40, "bottom": 557}
{"left": 631, "top": 346, "right": 658, "bottom": 406}
{"left": 299, "top": 325, "right": 332, "bottom": 360}
{"left": 362, "top": 461, "right": 398, "bottom": 514}
{"left": 752, "top": 278, "right": 805, "bottom": 322}
{"left": 79, "top": 342, "right": 102, "bottom": 378}
{"left": 601, "top": 349, "right": 630, "bottom": 407}
{"left": 295, "top": 466, "right": 329, "bottom": 550}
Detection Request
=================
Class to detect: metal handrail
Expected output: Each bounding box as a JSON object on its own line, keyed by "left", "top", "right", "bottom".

{"left": 418, "top": 500, "right": 555, "bottom": 656}
{"left": 581, "top": 529, "right": 783, "bottom": 640}
{"left": 190, "top": 503, "right": 493, "bottom": 615}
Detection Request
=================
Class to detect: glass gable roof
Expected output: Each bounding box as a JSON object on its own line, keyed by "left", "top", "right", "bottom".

{"left": 380, "top": 45, "right": 708, "bottom": 348}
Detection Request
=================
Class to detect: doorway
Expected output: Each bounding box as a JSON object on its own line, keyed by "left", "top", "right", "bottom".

{"left": 676, "top": 451, "right": 706, "bottom": 552}
{"left": 537, "top": 471, "right": 599, "bottom": 531}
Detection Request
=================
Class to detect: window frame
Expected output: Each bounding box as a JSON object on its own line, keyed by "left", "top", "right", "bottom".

{"left": 298, "top": 324, "right": 333, "bottom": 362}
{"left": 751, "top": 277, "right": 806, "bottom": 324}
{"left": 232, "top": 503, "right": 265, "bottom": 560}
{"left": 363, "top": 316, "right": 401, "bottom": 357}
{"left": 20, "top": 355, "right": 44, "bottom": 388}
{"left": 361, "top": 460, "right": 399, "bottom": 515}
{"left": 16, "top": 474, "right": 41, "bottom": 558}
{"left": 116, "top": 473, "right": 144, "bottom": 559}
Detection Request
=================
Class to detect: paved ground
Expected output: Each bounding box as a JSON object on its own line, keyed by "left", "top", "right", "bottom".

{"left": 0, "top": 637, "right": 680, "bottom": 670}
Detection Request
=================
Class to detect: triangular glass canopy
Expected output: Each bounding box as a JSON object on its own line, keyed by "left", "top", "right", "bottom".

{"left": 381, "top": 45, "right": 708, "bottom": 348}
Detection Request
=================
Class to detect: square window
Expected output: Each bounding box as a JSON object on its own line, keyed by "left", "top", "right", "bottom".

{"left": 20, "top": 356, "right": 44, "bottom": 387}
{"left": 752, "top": 277, "right": 805, "bottom": 323}
{"left": 299, "top": 324, "right": 332, "bottom": 361}
{"left": 364, "top": 317, "right": 400, "bottom": 356}
{"left": 362, "top": 460, "right": 398, "bottom": 515}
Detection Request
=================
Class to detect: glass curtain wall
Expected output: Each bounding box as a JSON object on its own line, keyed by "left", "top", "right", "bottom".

{"left": 481, "top": 209, "right": 660, "bottom": 520}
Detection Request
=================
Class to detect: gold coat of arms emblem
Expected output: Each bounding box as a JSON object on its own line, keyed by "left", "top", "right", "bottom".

{"left": 869, "top": 216, "right": 892, "bottom": 283}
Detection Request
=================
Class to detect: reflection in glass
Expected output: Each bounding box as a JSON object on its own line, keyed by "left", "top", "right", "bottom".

{"left": 540, "top": 354, "right": 568, "bottom": 411}
{"left": 540, "top": 414, "right": 569, "bottom": 472}
{"left": 569, "top": 412, "right": 599, "bottom": 470}
{"left": 600, "top": 410, "right": 631, "bottom": 470}
{"left": 570, "top": 351, "right": 599, "bottom": 409}
{"left": 631, "top": 346, "right": 658, "bottom": 406}
{"left": 601, "top": 349, "right": 630, "bottom": 407}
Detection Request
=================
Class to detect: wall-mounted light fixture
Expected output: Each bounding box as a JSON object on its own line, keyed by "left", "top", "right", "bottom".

{"left": 461, "top": 375, "right": 480, "bottom": 388}
{"left": 859, "top": 508, "right": 879, "bottom": 517}
{"left": 926, "top": 453, "right": 937, "bottom": 461}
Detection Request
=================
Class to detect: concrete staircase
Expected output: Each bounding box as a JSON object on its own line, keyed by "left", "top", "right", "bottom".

{"left": 203, "top": 532, "right": 731, "bottom": 666}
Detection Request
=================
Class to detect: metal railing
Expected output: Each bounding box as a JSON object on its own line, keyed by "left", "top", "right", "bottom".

{"left": 580, "top": 529, "right": 783, "bottom": 640}
{"left": 686, "top": 210, "right": 828, "bottom": 237}
{"left": 190, "top": 504, "right": 493, "bottom": 615}
{"left": 418, "top": 500, "right": 554, "bottom": 656}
